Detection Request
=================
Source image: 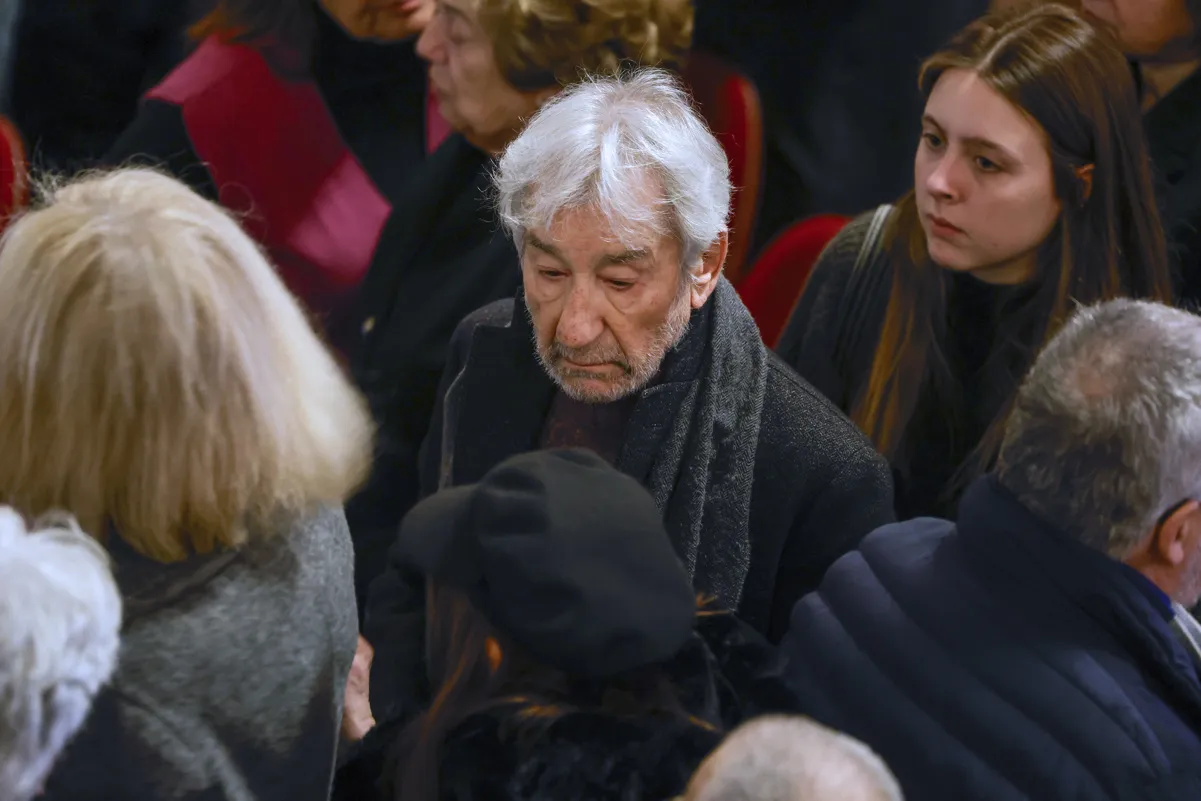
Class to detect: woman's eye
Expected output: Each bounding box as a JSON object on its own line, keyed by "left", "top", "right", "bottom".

{"left": 975, "top": 156, "right": 1001, "bottom": 172}
{"left": 922, "top": 132, "right": 943, "bottom": 149}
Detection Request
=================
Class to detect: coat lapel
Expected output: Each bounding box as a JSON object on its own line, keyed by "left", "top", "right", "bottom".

{"left": 450, "top": 302, "right": 555, "bottom": 486}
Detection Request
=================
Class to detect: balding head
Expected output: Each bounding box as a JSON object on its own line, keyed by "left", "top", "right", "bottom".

{"left": 684, "top": 716, "right": 903, "bottom": 801}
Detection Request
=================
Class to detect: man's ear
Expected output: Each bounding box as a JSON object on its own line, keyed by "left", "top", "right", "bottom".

{"left": 1125, "top": 500, "right": 1201, "bottom": 601}
{"left": 1155, "top": 500, "right": 1201, "bottom": 567}
{"left": 689, "top": 231, "right": 728, "bottom": 309}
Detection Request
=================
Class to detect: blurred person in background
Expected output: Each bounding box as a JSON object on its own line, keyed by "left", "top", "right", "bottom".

{"left": 0, "top": 168, "right": 371, "bottom": 801}
{"left": 384, "top": 449, "right": 800, "bottom": 801}
{"left": 692, "top": 0, "right": 989, "bottom": 250}
{"left": 778, "top": 2, "right": 1173, "bottom": 521}
{"left": 342, "top": 0, "right": 694, "bottom": 618}
{"left": 0, "top": 509, "right": 121, "bottom": 801}
{"left": 4, "top": 0, "right": 209, "bottom": 172}
{"left": 684, "top": 716, "right": 903, "bottom": 801}
{"left": 105, "top": 0, "right": 437, "bottom": 345}
{"left": 1080, "top": 0, "right": 1201, "bottom": 305}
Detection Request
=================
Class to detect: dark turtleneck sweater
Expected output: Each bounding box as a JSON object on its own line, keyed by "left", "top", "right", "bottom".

{"left": 103, "top": 4, "right": 429, "bottom": 205}
{"left": 540, "top": 391, "right": 641, "bottom": 466}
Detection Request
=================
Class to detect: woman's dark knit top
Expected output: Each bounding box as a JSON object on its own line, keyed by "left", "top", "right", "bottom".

{"left": 777, "top": 210, "right": 1036, "bottom": 520}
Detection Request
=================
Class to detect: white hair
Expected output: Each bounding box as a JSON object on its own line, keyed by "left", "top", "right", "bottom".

{"left": 493, "top": 69, "right": 732, "bottom": 269}
{"left": 0, "top": 508, "right": 122, "bottom": 801}
{"left": 686, "top": 716, "right": 904, "bottom": 801}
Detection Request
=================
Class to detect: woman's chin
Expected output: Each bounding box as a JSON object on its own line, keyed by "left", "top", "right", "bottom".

{"left": 926, "top": 236, "right": 974, "bottom": 273}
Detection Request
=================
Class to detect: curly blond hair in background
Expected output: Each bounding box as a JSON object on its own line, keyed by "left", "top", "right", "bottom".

{"left": 477, "top": 0, "right": 694, "bottom": 90}
{"left": 0, "top": 168, "right": 374, "bottom": 563}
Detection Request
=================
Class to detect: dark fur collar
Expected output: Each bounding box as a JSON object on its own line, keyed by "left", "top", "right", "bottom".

{"left": 439, "top": 707, "right": 720, "bottom": 800}
{"left": 431, "top": 612, "right": 799, "bottom": 800}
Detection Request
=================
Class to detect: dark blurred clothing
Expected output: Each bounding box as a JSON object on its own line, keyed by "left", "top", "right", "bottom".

{"left": 7, "top": 0, "right": 210, "bottom": 172}
{"left": 1144, "top": 67, "right": 1201, "bottom": 308}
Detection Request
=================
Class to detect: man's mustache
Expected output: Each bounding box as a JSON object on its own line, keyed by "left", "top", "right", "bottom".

{"left": 546, "top": 341, "right": 633, "bottom": 375}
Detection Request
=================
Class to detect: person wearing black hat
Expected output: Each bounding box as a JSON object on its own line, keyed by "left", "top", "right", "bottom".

{"left": 382, "top": 449, "right": 799, "bottom": 801}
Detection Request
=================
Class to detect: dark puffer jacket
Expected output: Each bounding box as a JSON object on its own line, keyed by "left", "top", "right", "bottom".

{"left": 782, "top": 476, "right": 1201, "bottom": 801}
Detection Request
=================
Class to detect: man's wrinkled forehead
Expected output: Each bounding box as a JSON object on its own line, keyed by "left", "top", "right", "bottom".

{"left": 520, "top": 203, "right": 666, "bottom": 257}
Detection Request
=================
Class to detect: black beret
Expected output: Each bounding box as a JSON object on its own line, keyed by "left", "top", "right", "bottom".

{"left": 397, "top": 449, "right": 697, "bottom": 678}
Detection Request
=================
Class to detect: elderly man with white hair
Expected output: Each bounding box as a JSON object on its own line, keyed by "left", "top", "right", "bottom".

{"left": 358, "top": 69, "right": 894, "bottom": 742}
{"left": 0, "top": 508, "right": 121, "bottom": 801}
{"left": 684, "top": 716, "right": 903, "bottom": 801}
{"left": 784, "top": 299, "right": 1201, "bottom": 801}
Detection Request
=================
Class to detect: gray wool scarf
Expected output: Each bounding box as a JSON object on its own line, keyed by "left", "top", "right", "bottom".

{"left": 644, "top": 278, "right": 768, "bottom": 609}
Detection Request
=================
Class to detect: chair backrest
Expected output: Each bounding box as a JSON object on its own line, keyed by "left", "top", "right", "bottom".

{"left": 682, "top": 50, "right": 763, "bottom": 287}
{"left": 738, "top": 214, "right": 850, "bottom": 348}
{"left": 0, "top": 115, "right": 27, "bottom": 234}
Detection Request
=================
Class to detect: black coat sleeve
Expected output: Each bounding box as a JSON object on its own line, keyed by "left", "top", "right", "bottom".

{"left": 768, "top": 446, "right": 894, "bottom": 641}
{"left": 103, "top": 98, "right": 219, "bottom": 200}
{"left": 763, "top": 364, "right": 895, "bottom": 642}
{"left": 360, "top": 315, "right": 476, "bottom": 727}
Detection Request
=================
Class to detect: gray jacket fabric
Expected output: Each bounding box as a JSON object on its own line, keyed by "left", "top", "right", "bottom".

{"left": 42, "top": 505, "right": 359, "bottom": 801}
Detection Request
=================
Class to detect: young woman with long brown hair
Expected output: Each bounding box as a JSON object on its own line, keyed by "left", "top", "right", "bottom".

{"left": 777, "top": 2, "right": 1174, "bottom": 520}
{"left": 381, "top": 449, "right": 798, "bottom": 801}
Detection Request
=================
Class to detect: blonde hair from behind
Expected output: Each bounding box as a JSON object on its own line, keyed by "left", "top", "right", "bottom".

{"left": 0, "top": 168, "right": 373, "bottom": 563}
{"left": 478, "top": 0, "right": 694, "bottom": 91}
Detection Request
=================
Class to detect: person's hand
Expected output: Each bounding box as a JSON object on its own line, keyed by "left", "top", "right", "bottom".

{"left": 342, "top": 635, "right": 376, "bottom": 741}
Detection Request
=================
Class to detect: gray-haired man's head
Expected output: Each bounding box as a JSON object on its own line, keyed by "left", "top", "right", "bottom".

{"left": 684, "top": 715, "right": 903, "bottom": 801}
{"left": 997, "top": 299, "right": 1201, "bottom": 606}
{"left": 493, "top": 69, "right": 732, "bottom": 404}
{"left": 0, "top": 509, "right": 121, "bottom": 801}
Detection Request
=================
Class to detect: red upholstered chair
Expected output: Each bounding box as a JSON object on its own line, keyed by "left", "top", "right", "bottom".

{"left": 738, "top": 214, "right": 850, "bottom": 349}
{"left": 0, "top": 116, "right": 28, "bottom": 234}
{"left": 682, "top": 50, "right": 763, "bottom": 287}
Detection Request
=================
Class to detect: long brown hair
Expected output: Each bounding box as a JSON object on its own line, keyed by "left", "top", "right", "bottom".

{"left": 853, "top": 2, "right": 1172, "bottom": 490}
{"left": 390, "top": 584, "right": 716, "bottom": 801}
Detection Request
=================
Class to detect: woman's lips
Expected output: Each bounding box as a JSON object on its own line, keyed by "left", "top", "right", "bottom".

{"left": 926, "top": 212, "right": 964, "bottom": 237}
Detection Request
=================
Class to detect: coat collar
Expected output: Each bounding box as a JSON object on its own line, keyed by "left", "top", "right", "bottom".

{"left": 958, "top": 476, "right": 1201, "bottom": 717}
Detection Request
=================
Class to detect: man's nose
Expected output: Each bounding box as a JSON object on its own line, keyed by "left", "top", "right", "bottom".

{"left": 555, "top": 283, "right": 604, "bottom": 349}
